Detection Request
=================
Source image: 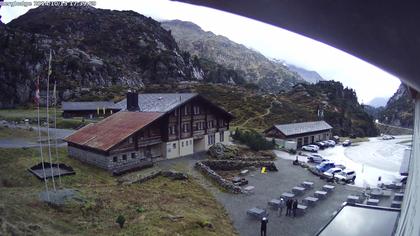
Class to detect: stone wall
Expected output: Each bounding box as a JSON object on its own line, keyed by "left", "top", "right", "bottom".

{"left": 195, "top": 162, "right": 243, "bottom": 194}
{"left": 201, "top": 160, "right": 278, "bottom": 172}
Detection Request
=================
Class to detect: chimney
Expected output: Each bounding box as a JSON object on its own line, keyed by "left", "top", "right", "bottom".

{"left": 126, "top": 90, "right": 139, "bottom": 111}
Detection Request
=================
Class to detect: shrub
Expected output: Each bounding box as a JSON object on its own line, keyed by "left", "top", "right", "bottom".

{"left": 232, "top": 129, "right": 274, "bottom": 151}
{"left": 116, "top": 215, "right": 126, "bottom": 229}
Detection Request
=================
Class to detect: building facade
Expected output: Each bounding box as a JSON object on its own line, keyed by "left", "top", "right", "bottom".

{"left": 264, "top": 120, "right": 332, "bottom": 149}
{"left": 64, "top": 93, "right": 233, "bottom": 174}
{"left": 62, "top": 101, "right": 119, "bottom": 118}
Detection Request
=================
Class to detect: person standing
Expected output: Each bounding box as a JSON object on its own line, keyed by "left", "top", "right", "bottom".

{"left": 261, "top": 217, "right": 268, "bottom": 236}
{"left": 286, "top": 198, "right": 292, "bottom": 216}
{"left": 278, "top": 198, "right": 285, "bottom": 216}
{"left": 292, "top": 199, "right": 298, "bottom": 217}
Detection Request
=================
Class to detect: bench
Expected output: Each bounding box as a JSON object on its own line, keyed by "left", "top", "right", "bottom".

{"left": 322, "top": 185, "right": 335, "bottom": 192}
{"left": 391, "top": 201, "right": 402, "bottom": 208}
{"left": 314, "top": 190, "right": 328, "bottom": 199}
{"left": 268, "top": 199, "right": 281, "bottom": 209}
{"left": 303, "top": 196, "right": 319, "bottom": 206}
{"left": 292, "top": 186, "right": 306, "bottom": 196}
{"left": 347, "top": 195, "right": 360, "bottom": 204}
{"left": 296, "top": 204, "right": 308, "bottom": 216}
{"left": 281, "top": 192, "right": 296, "bottom": 200}
{"left": 367, "top": 198, "right": 380, "bottom": 206}
{"left": 394, "top": 193, "right": 404, "bottom": 201}
{"left": 247, "top": 207, "right": 268, "bottom": 220}
{"left": 302, "top": 181, "right": 314, "bottom": 189}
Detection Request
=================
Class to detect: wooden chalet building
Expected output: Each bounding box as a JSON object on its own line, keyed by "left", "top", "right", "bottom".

{"left": 62, "top": 101, "right": 119, "bottom": 118}
{"left": 64, "top": 92, "right": 233, "bottom": 174}
{"left": 264, "top": 120, "right": 332, "bottom": 148}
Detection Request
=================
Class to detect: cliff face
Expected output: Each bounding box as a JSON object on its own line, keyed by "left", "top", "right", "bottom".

{"left": 161, "top": 20, "right": 306, "bottom": 92}
{"left": 380, "top": 84, "right": 414, "bottom": 128}
{"left": 0, "top": 6, "right": 204, "bottom": 107}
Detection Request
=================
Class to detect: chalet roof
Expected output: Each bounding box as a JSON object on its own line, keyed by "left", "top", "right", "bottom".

{"left": 62, "top": 101, "right": 116, "bottom": 111}
{"left": 64, "top": 111, "right": 163, "bottom": 151}
{"left": 114, "top": 93, "right": 198, "bottom": 112}
{"left": 272, "top": 120, "right": 332, "bottom": 136}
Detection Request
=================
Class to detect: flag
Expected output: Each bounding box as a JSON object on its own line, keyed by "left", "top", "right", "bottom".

{"left": 53, "top": 81, "right": 57, "bottom": 105}
{"left": 103, "top": 107, "right": 105, "bottom": 114}
{"left": 48, "top": 50, "right": 52, "bottom": 76}
{"left": 34, "top": 77, "right": 40, "bottom": 106}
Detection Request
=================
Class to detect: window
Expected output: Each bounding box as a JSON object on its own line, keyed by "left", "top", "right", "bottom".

{"left": 168, "top": 126, "right": 176, "bottom": 135}
{"left": 131, "top": 153, "right": 136, "bottom": 159}
{"left": 220, "top": 132, "right": 224, "bottom": 142}
{"left": 173, "top": 143, "right": 176, "bottom": 149}
{"left": 183, "top": 123, "right": 190, "bottom": 133}
{"left": 113, "top": 156, "right": 118, "bottom": 162}
{"left": 208, "top": 134, "right": 215, "bottom": 145}
{"left": 186, "top": 140, "right": 188, "bottom": 146}
{"left": 122, "top": 154, "right": 127, "bottom": 161}
{"left": 193, "top": 105, "right": 200, "bottom": 115}
{"left": 182, "top": 141, "right": 184, "bottom": 147}
{"left": 190, "top": 140, "right": 192, "bottom": 145}
{"left": 184, "top": 105, "right": 189, "bottom": 115}
{"left": 128, "top": 137, "right": 133, "bottom": 144}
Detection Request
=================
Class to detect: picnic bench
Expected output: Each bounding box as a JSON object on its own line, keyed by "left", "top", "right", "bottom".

{"left": 268, "top": 199, "right": 281, "bottom": 209}
{"left": 347, "top": 195, "right": 360, "bottom": 204}
{"left": 292, "top": 186, "right": 306, "bottom": 196}
{"left": 302, "top": 181, "right": 314, "bottom": 189}
{"left": 367, "top": 198, "right": 380, "bottom": 206}
{"left": 322, "top": 185, "right": 335, "bottom": 192}
{"left": 314, "top": 190, "right": 328, "bottom": 199}
{"left": 247, "top": 207, "right": 268, "bottom": 219}
{"left": 391, "top": 201, "right": 402, "bottom": 208}
{"left": 303, "top": 196, "right": 319, "bottom": 206}
{"left": 281, "top": 192, "right": 295, "bottom": 200}
{"left": 394, "top": 193, "right": 404, "bottom": 201}
{"left": 296, "top": 204, "right": 308, "bottom": 216}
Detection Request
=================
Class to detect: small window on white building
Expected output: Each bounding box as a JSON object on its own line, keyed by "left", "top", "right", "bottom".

{"left": 131, "top": 153, "right": 136, "bottom": 159}
{"left": 182, "top": 141, "right": 184, "bottom": 147}
{"left": 186, "top": 140, "right": 188, "bottom": 146}
{"left": 113, "top": 156, "right": 118, "bottom": 162}
{"left": 208, "top": 134, "right": 215, "bottom": 145}
{"left": 173, "top": 143, "right": 176, "bottom": 149}
{"left": 220, "top": 132, "right": 224, "bottom": 142}
{"left": 190, "top": 140, "right": 192, "bottom": 145}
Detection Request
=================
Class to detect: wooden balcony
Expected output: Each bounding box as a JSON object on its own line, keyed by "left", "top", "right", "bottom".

{"left": 138, "top": 136, "right": 162, "bottom": 147}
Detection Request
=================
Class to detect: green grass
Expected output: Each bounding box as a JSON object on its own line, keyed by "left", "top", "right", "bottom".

{"left": 0, "top": 126, "right": 45, "bottom": 140}
{"left": 0, "top": 148, "right": 237, "bottom": 236}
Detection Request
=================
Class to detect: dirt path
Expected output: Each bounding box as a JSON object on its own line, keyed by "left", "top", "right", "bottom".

{"left": 240, "top": 99, "right": 275, "bottom": 127}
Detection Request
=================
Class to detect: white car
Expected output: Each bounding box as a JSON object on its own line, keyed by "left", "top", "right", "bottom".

{"left": 307, "top": 154, "right": 327, "bottom": 163}
{"left": 382, "top": 135, "right": 395, "bottom": 140}
{"left": 302, "top": 145, "right": 319, "bottom": 152}
{"left": 335, "top": 169, "right": 356, "bottom": 183}
{"left": 322, "top": 167, "right": 343, "bottom": 179}
{"left": 324, "top": 140, "right": 336, "bottom": 147}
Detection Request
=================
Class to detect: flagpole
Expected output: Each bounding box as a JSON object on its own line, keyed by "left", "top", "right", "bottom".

{"left": 46, "top": 49, "right": 56, "bottom": 191}
{"left": 36, "top": 76, "right": 50, "bottom": 201}
{"left": 53, "top": 80, "right": 62, "bottom": 186}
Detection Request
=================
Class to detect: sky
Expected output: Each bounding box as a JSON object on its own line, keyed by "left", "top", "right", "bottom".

{"left": 0, "top": 0, "right": 401, "bottom": 104}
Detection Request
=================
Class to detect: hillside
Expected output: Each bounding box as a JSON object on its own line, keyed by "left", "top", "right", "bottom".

{"left": 143, "top": 81, "right": 378, "bottom": 137}
{"left": 380, "top": 83, "right": 414, "bottom": 128}
{"left": 287, "top": 64, "right": 324, "bottom": 84}
{"left": 161, "top": 20, "right": 306, "bottom": 92}
{"left": 367, "top": 97, "right": 389, "bottom": 108}
{"left": 1, "top": 6, "right": 205, "bottom": 108}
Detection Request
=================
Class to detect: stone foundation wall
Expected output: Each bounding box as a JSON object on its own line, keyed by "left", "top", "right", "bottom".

{"left": 195, "top": 162, "right": 243, "bottom": 194}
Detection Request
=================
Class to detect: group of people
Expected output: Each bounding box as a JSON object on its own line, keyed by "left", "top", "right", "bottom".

{"left": 277, "top": 197, "right": 298, "bottom": 217}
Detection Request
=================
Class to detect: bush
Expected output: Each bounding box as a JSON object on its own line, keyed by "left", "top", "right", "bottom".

{"left": 116, "top": 215, "right": 126, "bottom": 229}
{"left": 232, "top": 128, "right": 275, "bottom": 151}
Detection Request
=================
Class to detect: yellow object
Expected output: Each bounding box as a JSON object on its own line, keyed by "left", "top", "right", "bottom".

{"left": 261, "top": 167, "right": 267, "bottom": 174}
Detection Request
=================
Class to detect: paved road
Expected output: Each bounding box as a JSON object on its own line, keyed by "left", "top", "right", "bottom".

{"left": 0, "top": 124, "right": 74, "bottom": 148}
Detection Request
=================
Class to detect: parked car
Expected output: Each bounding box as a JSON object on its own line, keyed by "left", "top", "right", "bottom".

{"left": 324, "top": 140, "right": 336, "bottom": 147}
{"left": 314, "top": 141, "right": 328, "bottom": 149}
{"left": 342, "top": 140, "right": 352, "bottom": 147}
{"left": 335, "top": 169, "right": 356, "bottom": 183}
{"left": 322, "top": 167, "right": 343, "bottom": 179}
{"left": 316, "top": 161, "right": 335, "bottom": 172}
{"left": 382, "top": 135, "right": 395, "bottom": 140}
{"left": 302, "top": 145, "right": 319, "bottom": 152}
{"left": 334, "top": 163, "right": 346, "bottom": 170}
{"left": 307, "top": 154, "right": 328, "bottom": 163}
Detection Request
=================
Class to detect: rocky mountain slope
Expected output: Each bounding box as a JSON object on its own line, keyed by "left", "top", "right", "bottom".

{"left": 287, "top": 64, "right": 324, "bottom": 84}
{"left": 161, "top": 20, "right": 306, "bottom": 92}
{"left": 380, "top": 83, "right": 414, "bottom": 128}
{"left": 143, "top": 80, "right": 378, "bottom": 137}
{"left": 367, "top": 97, "right": 389, "bottom": 108}
{"left": 1, "top": 6, "right": 205, "bottom": 108}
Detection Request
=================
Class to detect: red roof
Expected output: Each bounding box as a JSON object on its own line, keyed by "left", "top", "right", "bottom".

{"left": 64, "top": 111, "right": 163, "bottom": 151}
